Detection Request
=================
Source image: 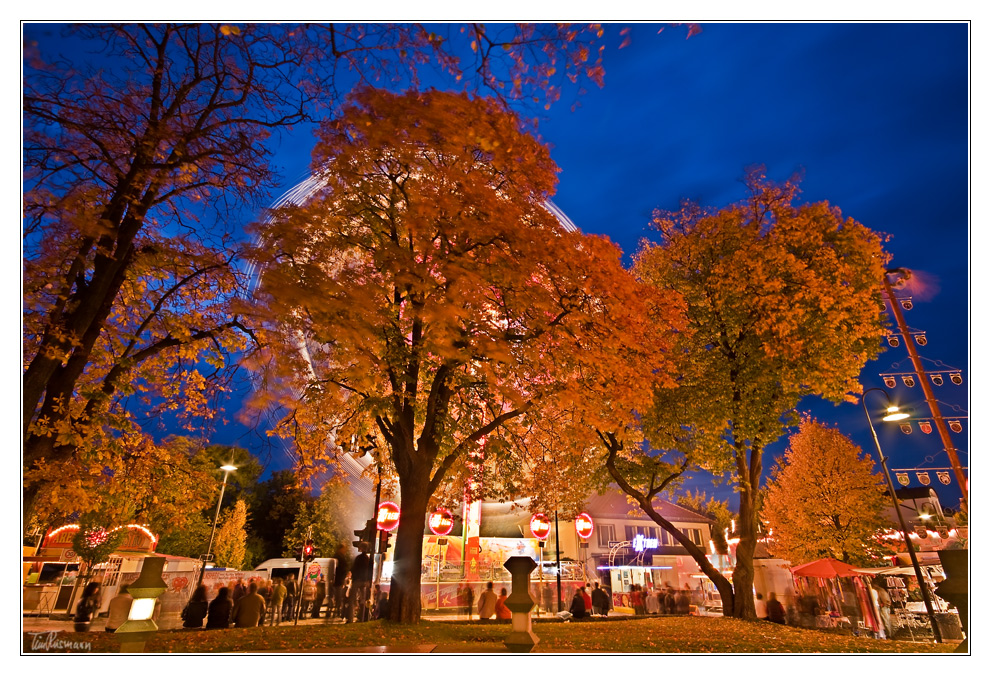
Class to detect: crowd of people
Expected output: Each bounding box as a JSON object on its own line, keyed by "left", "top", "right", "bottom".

{"left": 625, "top": 583, "right": 695, "bottom": 616}
{"left": 175, "top": 544, "right": 389, "bottom": 629}
{"left": 67, "top": 568, "right": 896, "bottom": 639}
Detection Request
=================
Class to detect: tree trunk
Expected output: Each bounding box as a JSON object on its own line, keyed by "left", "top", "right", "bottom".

{"left": 385, "top": 479, "right": 429, "bottom": 624}
{"left": 733, "top": 485, "right": 759, "bottom": 620}
{"left": 601, "top": 433, "right": 736, "bottom": 617}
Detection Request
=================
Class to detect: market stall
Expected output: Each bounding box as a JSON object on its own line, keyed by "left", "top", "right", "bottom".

{"left": 791, "top": 558, "right": 883, "bottom": 637}
{"left": 855, "top": 564, "right": 963, "bottom": 641}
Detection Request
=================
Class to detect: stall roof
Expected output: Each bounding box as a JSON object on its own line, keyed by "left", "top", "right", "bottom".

{"left": 791, "top": 558, "right": 863, "bottom": 578}
{"left": 856, "top": 566, "right": 939, "bottom": 576}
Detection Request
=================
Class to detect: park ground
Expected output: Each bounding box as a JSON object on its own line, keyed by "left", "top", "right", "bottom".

{"left": 22, "top": 614, "right": 959, "bottom": 654}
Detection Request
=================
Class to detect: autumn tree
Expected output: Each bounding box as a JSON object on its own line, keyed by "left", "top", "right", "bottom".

{"left": 147, "top": 442, "right": 261, "bottom": 559}
{"left": 213, "top": 499, "right": 249, "bottom": 570}
{"left": 282, "top": 480, "right": 362, "bottom": 559}
{"left": 247, "top": 470, "right": 316, "bottom": 563}
{"left": 26, "top": 433, "right": 218, "bottom": 551}
{"left": 630, "top": 168, "right": 890, "bottom": 619}
{"left": 22, "top": 22, "right": 622, "bottom": 522}
{"left": 763, "top": 418, "right": 893, "bottom": 566}
{"left": 245, "top": 88, "right": 683, "bottom": 623}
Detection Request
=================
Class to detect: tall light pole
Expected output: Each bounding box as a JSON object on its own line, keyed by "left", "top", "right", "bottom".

{"left": 554, "top": 510, "right": 562, "bottom": 612}
{"left": 861, "top": 387, "right": 942, "bottom": 643}
{"left": 196, "top": 462, "right": 237, "bottom": 588}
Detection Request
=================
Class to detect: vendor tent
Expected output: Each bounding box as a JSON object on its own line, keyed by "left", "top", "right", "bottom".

{"left": 791, "top": 558, "right": 883, "bottom": 636}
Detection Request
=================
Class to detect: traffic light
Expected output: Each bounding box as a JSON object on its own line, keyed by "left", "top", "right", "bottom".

{"left": 353, "top": 518, "right": 377, "bottom": 550}
{"left": 303, "top": 539, "right": 316, "bottom": 562}
{"left": 379, "top": 528, "right": 393, "bottom": 554}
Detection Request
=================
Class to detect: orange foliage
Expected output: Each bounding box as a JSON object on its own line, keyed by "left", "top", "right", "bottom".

{"left": 763, "top": 418, "right": 895, "bottom": 566}
{"left": 22, "top": 22, "right": 624, "bottom": 524}
{"left": 245, "top": 88, "right": 685, "bottom": 622}
{"left": 632, "top": 167, "right": 891, "bottom": 617}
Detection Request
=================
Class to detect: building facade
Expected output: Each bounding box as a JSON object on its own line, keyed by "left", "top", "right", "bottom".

{"left": 416, "top": 486, "right": 718, "bottom": 613}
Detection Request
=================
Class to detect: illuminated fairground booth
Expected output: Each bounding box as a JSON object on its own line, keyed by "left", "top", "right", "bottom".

{"left": 23, "top": 523, "right": 201, "bottom": 620}
{"left": 416, "top": 486, "right": 721, "bottom": 615}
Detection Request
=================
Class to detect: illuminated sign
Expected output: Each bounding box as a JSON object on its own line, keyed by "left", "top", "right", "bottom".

{"left": 632, "top": 533, "right": 659, "bottom": 552}
{"left": 428, "top": 508, "right": 454, "bottom": 536}
{"left": 529, "top": 514, "right": 551, "bottom": 540}
{"left": 377, "top": 501, "right": 401, "bottom": 531}
{"left": 575, "top": 512, "right": 594, "bottom": 540}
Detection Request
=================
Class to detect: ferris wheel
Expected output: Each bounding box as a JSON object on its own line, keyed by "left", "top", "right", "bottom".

{"left": 245, "top": 171, "right": 582, "bottom": 498}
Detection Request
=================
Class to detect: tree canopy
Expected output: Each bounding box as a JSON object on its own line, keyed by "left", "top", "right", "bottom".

{"left": 628, "top": 167, "right": 890, "bottom": 618}
{"left": 763, "top": 418, "right": 894, "bottom": 566}
{"left": 283, "top": 478, "right": 364, "bottom": 559}
{"left": 213, "top": 499, "right": 249, "bottom": 570}
{"left": 22, "top": 21, "right": 629, "bottom": 523}
{"left": 245, "top": 87, "right": 684, "bottom": 622}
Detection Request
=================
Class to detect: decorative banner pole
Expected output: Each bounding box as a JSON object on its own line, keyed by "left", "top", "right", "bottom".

{"left": 883, "top": 269, "right": 968, "bottom": 504}
{"left": 503, "top": 556, "right": 539, "bottom": 653}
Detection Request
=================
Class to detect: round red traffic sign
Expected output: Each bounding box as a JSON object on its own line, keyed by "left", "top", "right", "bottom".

{"left": 529, "top": 513, "right": 551, "bottom": 540}
{"left": 428, "top": 508, "right": 454, "bottom": 536}
{"left": 377, "top": 501, "right": 401, "bottom": 531}
{"left": 575, "top": 512, "right": 594, "bottom": 540}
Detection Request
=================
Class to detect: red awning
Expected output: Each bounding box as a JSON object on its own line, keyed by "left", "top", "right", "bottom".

{"left": 790, "top": 558, "right": 863, "bottom": 578}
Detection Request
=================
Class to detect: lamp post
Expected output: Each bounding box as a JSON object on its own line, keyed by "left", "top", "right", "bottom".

{"left": 554, "top": 510, "right": 562, "bottom": 612}
{"left": 861, "top": 387, "right": 942, "bottom": 643}
{"left": 196, "top": 462, "right": 237, "bottom": 588}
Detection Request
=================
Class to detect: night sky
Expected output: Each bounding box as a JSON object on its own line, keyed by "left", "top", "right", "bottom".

{"left": 534, "top": 22, "right": 970, "bottom": 510}
{"left": 21, "top": 22, "right": 971, "bottom": 512}
{"left": 261, "top": 22, "right": 971, "bottom": 509}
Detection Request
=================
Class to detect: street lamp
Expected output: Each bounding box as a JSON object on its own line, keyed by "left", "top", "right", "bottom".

{"left": 196, "top": 462, "right": 237, "bottom": 588}
{"left": 861, "top": 388, "right": 942, "bottom": 643}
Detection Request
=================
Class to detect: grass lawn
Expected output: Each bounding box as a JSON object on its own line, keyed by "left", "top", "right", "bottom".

{"left": 23, "top": 616, "right": 957, "bottom": 654}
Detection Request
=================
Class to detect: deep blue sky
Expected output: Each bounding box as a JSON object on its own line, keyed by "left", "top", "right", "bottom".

{"left": 22, "top": 22, "right": 970, "bottom": 511}
{"left": 532, "top": 23, "right": 970, "bottom": 509}
{"left": 213, "top": 22, "right": 972, "bottom": 509}
{"left": 259, "top": 22, "right": 971, "bottom": 509}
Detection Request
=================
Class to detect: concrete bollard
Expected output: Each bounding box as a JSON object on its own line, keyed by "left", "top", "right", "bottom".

{"left": 503, "top": 556, "right": 539, "bottom": 653}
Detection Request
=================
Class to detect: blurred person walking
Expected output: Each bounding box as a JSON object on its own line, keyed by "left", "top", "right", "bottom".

{"left": 181, "top": 585, "right": 209, "bottom": 629}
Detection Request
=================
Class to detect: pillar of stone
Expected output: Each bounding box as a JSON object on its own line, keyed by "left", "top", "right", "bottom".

{"left": 503, "top": 555, "right": 539, "bottom": 653}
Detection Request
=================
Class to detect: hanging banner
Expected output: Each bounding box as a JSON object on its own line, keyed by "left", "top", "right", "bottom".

{"left": 896, "top": 472, "right": 910, "bottom": 486}
{"left": 937, "top": 471, "right": 951, "bottom": 486}
{"left": 916, "top": 472, "right": 931, "bottom": 486}
{"left": 900, "top": 424, "right": 912, "bottom": 434}
{"left": 919, "top": 421, "right": 932, "bottom": 434}
{"left": 948, "top": 420, "right": 963, "bottom": 433}
{"left": 462, "top": 498, "right": 482, "bottom": 581}
{"left": 937, "top": 528, "right": 950, "bottom": 539}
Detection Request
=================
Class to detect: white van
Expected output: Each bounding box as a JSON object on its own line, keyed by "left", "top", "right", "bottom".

{"left": 254, "top": 557, "right": 336, "bottom": 585}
